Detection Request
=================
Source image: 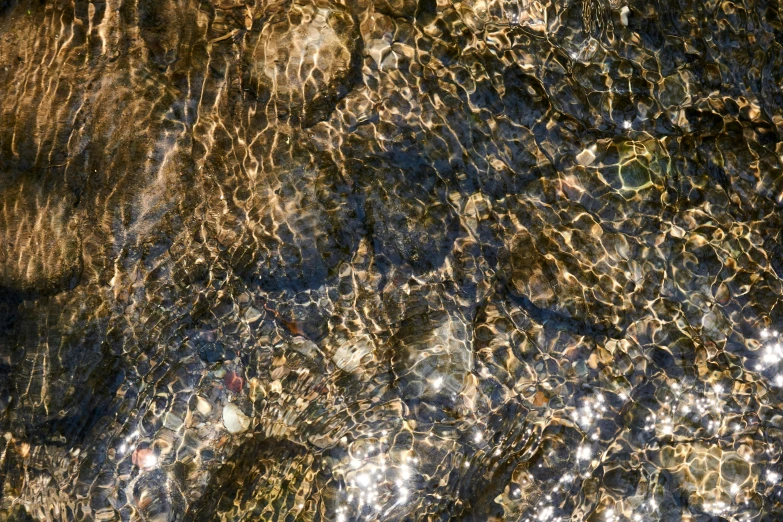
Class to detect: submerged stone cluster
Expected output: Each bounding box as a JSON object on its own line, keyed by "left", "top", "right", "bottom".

{"left": 1, "top": 0, "right": 783, "bottom": 520}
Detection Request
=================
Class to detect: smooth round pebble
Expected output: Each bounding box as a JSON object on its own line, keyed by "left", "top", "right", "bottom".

{"left": 223, "top": 403, "right": 250, "bottom": 434}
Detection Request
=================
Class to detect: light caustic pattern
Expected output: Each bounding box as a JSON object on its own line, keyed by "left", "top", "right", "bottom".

{"left": 2, "top": 0, "right": 783, "bottom": 520}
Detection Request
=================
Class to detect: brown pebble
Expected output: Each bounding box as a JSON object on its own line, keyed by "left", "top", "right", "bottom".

{"left": 224, "top": 371, "right": 244, "bottom": 393}
{"left": 533, "top": 391, "right": 548, "bottom": 407}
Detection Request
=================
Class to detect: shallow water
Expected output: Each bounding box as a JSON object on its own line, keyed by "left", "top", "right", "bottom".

{"left": 1, "top": 0, "right": 783, "bottom": 520}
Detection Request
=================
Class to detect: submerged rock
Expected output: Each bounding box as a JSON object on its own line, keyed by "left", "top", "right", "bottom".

{"left": 245, "top": 0, "right": 359, "bottom": 124}
{"left": 222, "top": 403, "right": 250, "bottom": 434}
{"left": 3, "top": 0, "right": 783, "bottom": 520}
{"left": 223, "top": 370, "right": 244, "bottom": 393}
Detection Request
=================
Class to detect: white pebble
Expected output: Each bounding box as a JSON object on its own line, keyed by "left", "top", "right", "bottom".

{"left": 196, "top": 396, "right": 212, "bottom": 416}
{"left": 223, "top": 403, "right": 250, "bottom": 434}
{"left": 620, "top": 6, "right": 631, "bottom": 26}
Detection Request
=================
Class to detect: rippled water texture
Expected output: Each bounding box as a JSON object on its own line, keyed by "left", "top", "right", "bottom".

{"left": 2, "top": 0, "right": 783, "bottom": 520}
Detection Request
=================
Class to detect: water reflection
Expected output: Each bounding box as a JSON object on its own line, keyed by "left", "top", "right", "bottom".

{"left": 335, "top": 436, "right": 420, "bottom": 520}
{"left": 2, "top": 0, "right": 783, "bottom": 519}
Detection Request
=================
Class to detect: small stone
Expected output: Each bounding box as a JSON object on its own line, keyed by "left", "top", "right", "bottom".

{"left": 714, "top": 282, "right": 731, "bottom": 305}
{"left": 223, "top": 403, "right": 250, "bottom": 434}
{"left": 331, "top": 338, "right": 373, "bottom": 373}
{"left": 576, "top": 147, "right": 596, "bottom": 166}
{"left": 195, "top": 396, "right": 212, "bottom": 416}
{"left": 533, "top": 391, "right": 548, "bottom": 407}
{"left": 244, "top": 306, "right": 262, "bottom": 323}
{"left": 163, "top": 413, "right": 183, "bottom": 430}
{"left": 224, "top": 371, "right": 244, "bottom": 393}
{"left": 619, "top": 161, "right": 652, "bottom": 190}
{"left": 292, "top": 337, "right": 320, "bottom": 360}
{"left": 620, "top": 6, "right": 630, "bottom": 26}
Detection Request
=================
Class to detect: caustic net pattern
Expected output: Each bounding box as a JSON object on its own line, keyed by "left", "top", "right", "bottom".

{"left": 2, "top": 0, "right": 783, "bottom": 520}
